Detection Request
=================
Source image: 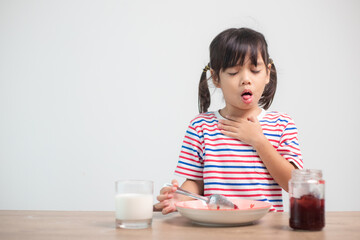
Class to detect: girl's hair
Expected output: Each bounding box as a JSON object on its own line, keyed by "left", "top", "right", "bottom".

{"left": 198, "top": 28, "right": 277, "bottom": 113}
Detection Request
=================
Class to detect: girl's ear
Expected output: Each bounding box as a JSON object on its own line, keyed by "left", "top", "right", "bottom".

{"left": 211, "top": 69, "right": 221, "bottom": 88}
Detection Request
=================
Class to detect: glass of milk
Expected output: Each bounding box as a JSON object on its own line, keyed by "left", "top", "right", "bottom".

{"left": 115, "top": 180, "right": 153, "bottom": 229}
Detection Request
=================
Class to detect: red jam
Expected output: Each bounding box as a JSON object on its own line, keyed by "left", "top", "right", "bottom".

{"left": 290, "top": 194, "right": 325, "bottom": 230}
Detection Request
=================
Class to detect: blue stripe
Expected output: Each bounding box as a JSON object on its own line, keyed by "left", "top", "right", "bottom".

{"left": 204, "top": 182, "right": 279, "bottom": 186}
{"left": 264, "top": 133, "right": 281, "bottom": 137}
{"left": 186, "top": 130, "right": 201, "bottom": 138}
{"left": 178, "top": 160, "right": 203, "bottom": 169}
{"left": 182, "top": 145, "right": 198, "bottom": 153}
{"left": 193, "top": 119, "right": 217, "bottom": 125}
{"left": 260, "top": 119, "right": 289, "bottom": 124}
{"left": 283, "top": 141, "right": 299, "bottom": 146}
{"left": 205, "top": 148, "right": 256, "bottom": 152}
{"left": 204, "top": 165, "right": 266, "bottom": 169}
{"left": 203, "top": 132, "right": 223, "bottom": 137}
{"left": 254, "top": 198, "right": 282, "bottom": 202}
{"left": 285, "top": 127, "right": 297, "bottom": 131}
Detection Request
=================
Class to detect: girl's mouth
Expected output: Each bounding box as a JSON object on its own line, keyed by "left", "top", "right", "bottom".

{"left": 241, "top": 90, "right": 253, "bottom": 104}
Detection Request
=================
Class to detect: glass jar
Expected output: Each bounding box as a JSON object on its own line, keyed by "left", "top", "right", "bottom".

{"left": 289, "top": 169, "right": 325, "bottom": 230}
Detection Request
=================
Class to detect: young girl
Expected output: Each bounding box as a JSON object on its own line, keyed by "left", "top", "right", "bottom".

{"left": 154, "top": 27, "right": 303, "bottom": 213}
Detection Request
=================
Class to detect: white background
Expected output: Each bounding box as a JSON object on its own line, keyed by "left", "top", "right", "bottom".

{"left": 1, "top": 0, "right": 359, "bottom": 212}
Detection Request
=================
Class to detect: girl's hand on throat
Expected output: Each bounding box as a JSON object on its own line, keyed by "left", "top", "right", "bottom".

{"left": 218, "top": 115, "right": 266, "bottom": 148}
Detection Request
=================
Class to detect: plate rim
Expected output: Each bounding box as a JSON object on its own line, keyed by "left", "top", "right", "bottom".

{"left": 175, "top": 199, "right": 272, "bottom": 211}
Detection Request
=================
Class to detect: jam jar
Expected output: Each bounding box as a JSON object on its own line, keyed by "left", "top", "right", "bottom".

{"left": 289, "top": 169, "right": 325, "bottom": 230}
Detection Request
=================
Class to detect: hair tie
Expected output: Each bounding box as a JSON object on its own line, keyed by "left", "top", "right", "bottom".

{"left": 203, "top": 65, "right": 210, "bottom": 73}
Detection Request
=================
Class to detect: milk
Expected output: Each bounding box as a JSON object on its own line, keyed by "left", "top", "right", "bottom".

{"left": 115, "top": 193, "right": 153, "bottom": 220}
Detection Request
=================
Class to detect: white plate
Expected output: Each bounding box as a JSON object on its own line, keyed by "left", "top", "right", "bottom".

{"left": 175, "top": 199, "right": 271, "bottom": 226}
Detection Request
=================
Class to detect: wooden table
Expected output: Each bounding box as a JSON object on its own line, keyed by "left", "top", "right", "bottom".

{"left": 0, "top": 211, "right": 359, "bottom": 240}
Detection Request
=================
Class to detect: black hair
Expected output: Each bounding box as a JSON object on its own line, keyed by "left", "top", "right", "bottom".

{"left": 198, "top": 28, "right": 277, "bottom": 113}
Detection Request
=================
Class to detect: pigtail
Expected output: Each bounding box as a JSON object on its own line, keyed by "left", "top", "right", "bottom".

{"left": 198, "top": 64, "right": 211, "bottom": 113}
{"left": 259, "top": 59, "right": 277, "bottom": 110}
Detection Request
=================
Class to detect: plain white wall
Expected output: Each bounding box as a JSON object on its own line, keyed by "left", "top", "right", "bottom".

{"left": 1, "top": 0, "right": 359, "bottom": 211}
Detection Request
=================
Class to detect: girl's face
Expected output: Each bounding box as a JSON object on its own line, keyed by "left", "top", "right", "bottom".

{"left": 213, "top": 52, "right": 270, "bottom": 114}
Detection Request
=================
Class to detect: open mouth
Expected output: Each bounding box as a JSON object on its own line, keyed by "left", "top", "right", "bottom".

{"left": 241, "top": 90, "right": 253, "bottom": 103}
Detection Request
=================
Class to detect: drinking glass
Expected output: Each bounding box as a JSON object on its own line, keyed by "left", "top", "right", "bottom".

{"left": 115, "top": 180, "right": 153, "bottom": 229}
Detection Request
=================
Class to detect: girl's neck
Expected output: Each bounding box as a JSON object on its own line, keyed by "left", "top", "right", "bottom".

{"left": 219, "top": 106, "right": 263, "bottom": 119}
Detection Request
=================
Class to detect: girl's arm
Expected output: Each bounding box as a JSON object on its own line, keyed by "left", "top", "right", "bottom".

{"left": 180, "top": 179, "right": 204, "bottom": 198}
{"left": 250, "top": 135, "right": 295, "bottom": 192}
{"left": 218, "top": 115, "right": 297, "bottom": 192}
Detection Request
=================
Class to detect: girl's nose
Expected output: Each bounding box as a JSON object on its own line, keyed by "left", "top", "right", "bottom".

{"left": 240, "top": 74, "right": 251, "bottom": 85}
{"left": 241, "top": 79, "right": 251, "bottom": 85}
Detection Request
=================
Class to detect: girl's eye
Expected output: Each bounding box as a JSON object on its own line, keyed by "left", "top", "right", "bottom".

{"left": 251, "top": 70, "right": 261, "bottom": 74}
{"left": 228, "top": 72, "right": 238, "bottom": 76}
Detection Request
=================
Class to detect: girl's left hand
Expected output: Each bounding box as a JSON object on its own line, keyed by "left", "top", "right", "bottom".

{"left": 218, "top": 115, "right": 266, "bottom": 147}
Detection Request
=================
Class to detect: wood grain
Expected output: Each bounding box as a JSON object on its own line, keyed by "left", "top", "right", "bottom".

{"left": 0, "top": 211, "right": 359, "bottom": 240}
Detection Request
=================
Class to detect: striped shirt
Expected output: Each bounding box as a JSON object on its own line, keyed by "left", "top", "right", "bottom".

{"left": 174, "top": 109, "right": 303, "bottom": 212}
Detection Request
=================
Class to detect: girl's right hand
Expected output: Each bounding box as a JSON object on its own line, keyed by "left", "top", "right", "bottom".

{"left": 154, "top": 179, "right": 179, "bottom": 214}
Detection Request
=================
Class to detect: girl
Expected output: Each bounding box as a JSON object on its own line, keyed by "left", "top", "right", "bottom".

{"left": 154, "top": 27, "right": 303, "bottom": 214}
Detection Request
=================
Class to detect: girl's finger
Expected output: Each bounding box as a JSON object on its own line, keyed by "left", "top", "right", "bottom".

{"left": 156, "top": 193, "right": 173, "bottom": 202}
{"left": 218, "top": 123, "right": 238, "bottom": 132}
{"left": 220, "top": 130, "right": 239, "bottom": 140}
{"left": 171, "top": 179, "right": 179, "bottom": 188}
{"left": 159, "top": 186, "right": 173, "bottom": 194}
{"left": 162, "top": 205, "right": 176, "bottom": 215}
{"left": 154, "top": 201, "right": 166, "bottom": 210}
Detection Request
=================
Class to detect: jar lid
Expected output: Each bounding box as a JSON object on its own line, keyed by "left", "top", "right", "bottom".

{"left": 291, "top": 169, "right": 323, "bottom": 181}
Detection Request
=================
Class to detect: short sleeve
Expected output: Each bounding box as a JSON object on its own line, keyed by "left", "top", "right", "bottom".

{"left": 174, "top": 120, "right": 204, "bottom": 180}
{"left": 277, "top": 116, "right": 304, "bottom": 169}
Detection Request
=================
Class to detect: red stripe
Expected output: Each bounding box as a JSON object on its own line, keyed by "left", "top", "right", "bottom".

{"left": 261, "top": 123, "right": 287, "bottom": 128}
{"left": 287, "top": 144, "right": 301, "bottom": 152}
{"left": 177, "top": 166, "right": 203, "bottom": 174}
{"left": 203, "top": 171, "right": 270, "bottom": 175}
{"left": 204, "top": 136, "right": 278, "bottom": 148}
{"left": 268, "top": 139, "right": 280, "bottom": 145}
{"left": 203, "top": 137, "right": 246, "bottom": 143}
{"left": 183, "top": 140, "right": 202, "bottom": 152}
{"left": 180, "top": 150, "right": 198, "bottom": 158}
{"left": 194, "top": 123, "right": 218, "bottom": 130}
{"left": 206, "top": 142, "right": 251, "bottom": 147}
{"left": 264, "top": 113, "right": 292, "bottom": 121}
{"left": 192, "top": 114, "right": 216, "bottom": 121}
{"left": 175, "top": 170, "right": 202, "bottom": 179}
{"left": 278, "top": 145, "right": 301, "bottom": 153}
{"left": 203, "top": 137, "right": 241, "bottom": 142}
{"left": 184, "top": 135, "right": 201, "bottom": 145}
{"left": 188, "top": 125, "right": 198, "bottom": 132}
{"left": 262, "top": 128, "right": 282, "bottom": 132}
{"left": 196, "top": 127, "right": 219, "bottom": 132}
{"left": 179, "top": 155, "right": 201, "bottom": 164}
{"left": 205, "top": 188, "right": 281, "bottom": 192}
{"left": 280, "top": 136, "right": 297, "bottom": 145}
{"left": 205, "top": 193, "right": 282, "bottom": 197}
{"left": 204, "top": 176, "right": 274, "bottom": 180}
{"left": 205, "top": 159, "right": 263, "bottom": 163}
{"left": 205, "top": 154, "right": 260, "bottom": 158}
{"left": 196, "top": 123, "right": 217, "bottom": 128}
